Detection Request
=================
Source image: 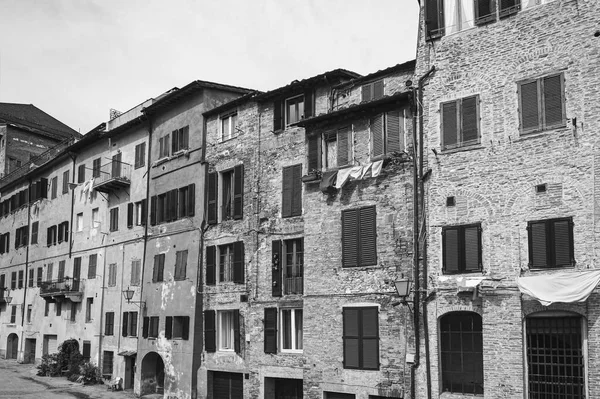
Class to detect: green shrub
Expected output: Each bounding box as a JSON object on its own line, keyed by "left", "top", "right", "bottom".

{"left": 79, "top": 361, "right": 103, "bottom": 385}
{"left": 36, "top": 353, "right": 61, "bottom": 376}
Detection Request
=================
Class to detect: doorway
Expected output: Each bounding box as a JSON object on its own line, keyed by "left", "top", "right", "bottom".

{"left": 141, "top": 352, "right": 165, "bottom": 395}
{"left": 24, "top": 339, "right": 36, "bottom": 364}
{"left": 124, "top": 355, "right": 136, "bottom": 389}
{"left": 6, "top": 333, "right": 18, "bottom": 359}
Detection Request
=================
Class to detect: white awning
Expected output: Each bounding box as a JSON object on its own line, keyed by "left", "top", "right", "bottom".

{"left": 516, "top": 270, "right": 600, "bottom": 306}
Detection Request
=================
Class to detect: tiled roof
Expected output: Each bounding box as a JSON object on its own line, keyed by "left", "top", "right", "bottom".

{"left": 335, "top": 60, "right": 416, "bottom": 87}
{"left": 0, "top": 102, "right": 80, "bottom": 139}
{"left": 203, "top": 91, "right": 263, "bottom": 118}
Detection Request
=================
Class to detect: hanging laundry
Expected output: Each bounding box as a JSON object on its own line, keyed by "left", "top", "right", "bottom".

{"left": 371, "top": 160, "right": 383, "bottom": 177}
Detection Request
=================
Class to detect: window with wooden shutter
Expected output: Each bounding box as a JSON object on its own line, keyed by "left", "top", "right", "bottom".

{"left": 441, "top": 96, "right": 480, "bottom": 150}
{"left": 307, "top": 134, "right": 322, "bottom": 172}
{"left": 165, "top": 316, "right": 173, "bottom": 339}
{"left": 271, "top": 241, "right": 282, "bottom": 297}
{"left": 362, "top": 80, "right": 384, "bottom": 102}
{"left": 273, "top": 100, "right": 283, "bottom": 132}
{"left": 442, "top": 224, "right": 482, "bottom": 274}
{"left": 233, "top": 309, "right": 241, "bottom": 354}
{"left": 88, "top": 254, "right": 97, "bottom": 279}
{"left": 207, "top": 172, "right": 218, "bottom": 224}
{"left": 206, "top": 245, "right": 216, "bottom": 285}
{"left": 499, "top": 0, "right": 520, "bottom": 18}
{"left": 285, "top": 95, "right": 305, "bottom": 125}
{"left": 105, "top": 312, "right": 114, "bottom": 336}
{"left": 233, "top": 165, "right": 244, "bottom": 220}
{"left": 134, "top": 142, "right": 146, "bottom": 169}
{"left": 205, "top": 310, "right": 216, "bottom": 352}
{"left": 150, "top": 196, "right": 157, "bottom": 225}
{"left": 343, "top": 307, "right": 379, "bottom": 370}
{"left": 142, "top": 317, "right": 149, "bottom": 338}
{"left": 528, "top": 217, "right": 574, "bottom": 269}
{"left": 233, "top": 241, "right": 245, "bottom": 284}
{"left": 123, "top": 312, "right": 129, "bottom": 337}
{"left": 174, "top": 250, "right": 188, "bottom": 280}
{"left": 475, "top": 0, "right": 496, "bottom": 25}
{"left": 131, "top": 260, "right": 141, "bottom": 285}
{"left": 282, "top": 164, "right": 302, "bottom": 218}
{"left": 425, "top": 0, "right": 444, "bottom": 39}
{"left": 108, "top": 263, "right": 117, "bottom": 286}
{"left": 109, "top": 207, "right": 119, "bottom": 232}
{"left": 127, "top": 203, "right": 134, "bottom": 228}
{"left": 264, "top": 308, "right": 278, "bottom": 353}
{"left": 518, "top": 74, "right": 565, "bottom": 134}
{"left": 342, "top": 206, "right": 377, "bottom": 268}
{"left": 78, "top": 164, "right": 85, "bottom": 183}
{"left": 153, "top": 254, "right": 165, "bottom": 282}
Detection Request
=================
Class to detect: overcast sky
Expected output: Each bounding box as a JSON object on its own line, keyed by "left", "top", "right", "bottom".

{"left": 0, "top": 0, "right": 419, "bottom": 134}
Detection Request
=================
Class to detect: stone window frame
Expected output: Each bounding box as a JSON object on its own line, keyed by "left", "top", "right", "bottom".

{"left": 280, "top": 307, "right": 303, "bottom": 353}
{"left": 517, "top": 72, "right": 566, "bottom": 135}
{"left": 220, "top": 111, "right": 238, "bottom": 142}
{"left": 441, "top": 223, "right": 483, "bottom": 274}
{"left": 440, "top": 95, "right": 481, "bottom": 151}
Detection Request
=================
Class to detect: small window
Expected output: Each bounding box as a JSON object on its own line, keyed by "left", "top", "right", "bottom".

{"left": 342, "top": 206, "right": 377, "bottom": 268}
{"left": 51, "top": 176, "right": 58, "bottom": 199}
{"left": 218, "top": 310, "right": 237, "bottom": 351}
{"left": 62, "top": 170, "right": 70, "bottom": 194}
{"left": 166, "top": 315, "right": 190, "bottom": 340}
{"left": 528, "top": 217, "right": 574, "bottom": 269}
{"left": 85, "top": 297, "right": 93, "bottom": 323}
{"left": 102, "top": 351, "right": 114, "bottom": 376}
{"left": 172, "top": 126, "right": 189, "bottom": 153}
{"left": 108, "top": 263, "right": 117, "bottom": 287}
{"left": 76, "top": 213, "right": 83, "bottom": 232}
{"left": 343, "top": 307, "right": 379, "bottom": 370}
{"left": 143, "top": 316, "right": 160, "bottom": 338}
{"left": 158, "top": 135, "right": 170, "bottom": 159}
{"left": 10, "top": 305, "right": 17, "bottom": 323}
{"left": 324, "top": 127, "right": 352, "bottom": 168}
{"left": 18, "top": 270, "right": 23, "bottom": 289}
{"left": 31, "top": 222, "right": 38, "bottom": 245}
{"left": 92, "top": 158, "right": 101, "bottom": 178}
{"left": 286, "top": 95, "right": 305, "bottom": 125}
{"left": 11, "top": 271, "right": 16, "bottom": 290}
{"left": 174, "top": 250, "right": 188, "bottom": 280}
{"left": 28, "top": 269, "right": 34, "bottom": 287}
{"left": 109, "top": 207, "right": 119, "bottom": 232}
{"left": 46, "top": 263, "right": 53, "bottom": 282}
{"left": 205, "top": 241, "right": 245, "bottom": 285}
{"left": 370, "top": 110, "right": 404, "bottom": 159}
{"left": 272, "top": 238, "right": 304, "bottom": 296}
{"left": 221, "top": 112, "right": 238, "bottom": 141}
{"left": 281, "top": 308, "right": 303, "bottom": 352}
{"left": 78, "top": 164, "right": 86, "bottom": 183}
{"left": 519, "top": 74, "right": 565, "bottom": 134}
{"left": 219, "top": 244, "right": 234, "bottom": 282}
{"left": 131, "top": 259, "right": 141, "bottom": 285}
{"left": 441, "top": 96, "right": 480, "bottom": 150}
{"left": 105, "top": 312, "right": 115, "bottom": 336}
{"left": 442, "top": 223, "right": 482, "bottom": 274}
{"left": 122, "top": 311, "right": 138, "bottom": 337}
{"left": 361, "top": 80, "right": 384, "bottom": 102}
{"left": 88, "top": 254, "right": 97, "bottom": 279}
{"left": 135, "top": 200, "right": 147, "bottom": 226}
{"left": 153, "top": 254, "right": 165, "bottom": 282}
{"left": 36, "top": 267, "right": 43, "bottom": 286}
{"left": 282, "top": 165, "right": 302, "bottom": 218}
{"left": 134, "top": 142, "right": 146, "bottom": 169}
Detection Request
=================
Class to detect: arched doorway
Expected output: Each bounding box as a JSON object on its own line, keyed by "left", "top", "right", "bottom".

{"left": 141, "top": 351, "right": 165, "bottom": 395}
{"left": 6, "top": 333, "right": 18, "bottom": 359}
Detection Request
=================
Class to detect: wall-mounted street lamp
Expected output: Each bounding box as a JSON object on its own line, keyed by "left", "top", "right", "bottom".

{"left": 122, "top": 286, "right": 145, "bottom": 309}
{"left": 393, "top": 278, "right": 414, "bottom": 312}
{"left": 2, "top": 287, "right": 13, "bottom": 305}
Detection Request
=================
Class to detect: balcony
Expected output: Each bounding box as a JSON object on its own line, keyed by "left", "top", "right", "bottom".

{"left": 39, "top": 278, "right": 83, "bottom": 302}
{"left": 93, "top": 161, "right": 131, "bottom": 193}
{"left": 284, "top": 276, "right": 303, "bottom": 295}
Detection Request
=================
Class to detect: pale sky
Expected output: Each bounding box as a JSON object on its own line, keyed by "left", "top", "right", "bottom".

{"left": 0, "top": 0, "right": 420, "bottom": 134}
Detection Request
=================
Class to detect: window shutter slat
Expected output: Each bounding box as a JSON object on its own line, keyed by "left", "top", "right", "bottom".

{"left": 425, "top": 0, "right": 443, "bottom": 39}
{"left": 127, "top": 203, "right": 134, "bottom": 228}
{"left": 443, "top": 228, "right": 460, "bottom": 272}
{"left": 373, "top": 80, "right": 384, "bottom": 100}
{"left": 165, "top": 316, "right": 172, "bottom": 339}
{"left": 342, "top": 209, "right": 359, "bottom": 267}
{"left": 362, "top": 84, "right": 372, "bottom": 102}
{"left": 371, "top": 115, "right": 384, "bottom": 158}
{"left": 343, "top": 308, "right": 360, "bottom": 368}
{"left": 264, "top": 308, "right": 278, "bottom": 353}
{"left": 150, "top": 196, "right": 157, "bottom": 226}
{"left": 464, "top": 227, "right": 481, "bottom": 271}
{"left": 442, "top": 102, "right": 458, "bottom": 148}
{"left": 520, "top": 80, "right": 539, "bottom": 131}
{"left": 233, "top": 309, "right": 241, "bottom": 354}
{"left": 233, "top": 241, "right": 245, "bottom": 284}
{"left": 359, "top": 206, "right": 377, "bottom": 267}
{"left": 282, "top": 167, "right": 293, "bottom": 218}
{"left": 530, "top": 222, "right": 547, "bottom": 268}
{"left": 273, "top": 100, "right": 283, "bottom": 131}
{"left": 461, "top": 97, "right": 479, "bottom": 143}
{"left": 307, "top": 134, "right": 321, "bottom": 171}
{"left": 233, "top": 165, "right": 244, "bottom": 220}
{"left": 337, "top": 127, "right": 350, "bottom": 166}
{"left": 553, "top": 220, "right": 572, "bottom": 267}
{"left": 543, "top": 75, "right": 563, "bottom": 127}
{"left": 475, "top": 0, "right": 496, "bottom": 25}
{"left": 500, "top": 0, "right": 520, "bottom": 18}
{"left": 187, "top": 184, "right": 195, "bottom": 217}
{"left": 386, "top": 111, "right": 402, "bottom": 154}
{"left": 182, "top": 316, "right": 190, "bottom": 340}
{"left": 142, "top": 317, "right": 149, "bottom": 338}
{"left": 304, "top": 90, "right": 313, "bottom": 118}
{"left": 291, "top": 164, "right": 302, "bottom": 216}
{"left": 271, "top": 240, "right": 282, "bottom": 297}
{"left": 207, "top": 172, "right": 218, "bottom": 224}
{"left": 204, "top": 310, "right": 216, "bottom": 352}
{"left": 152, "top": 255, "right": 159, "bottom": 282}
{"left": 206, "top": 245, "right": 216, "bottom": 285}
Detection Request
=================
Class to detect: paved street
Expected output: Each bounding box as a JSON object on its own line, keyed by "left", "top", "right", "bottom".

{"left": 0, "top": 359, "right": 137, "bottom": 399}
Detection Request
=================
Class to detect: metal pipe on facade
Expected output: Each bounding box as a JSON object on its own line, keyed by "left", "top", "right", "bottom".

{"left": 410, "top": 86, "right": 420, "bottom": 399}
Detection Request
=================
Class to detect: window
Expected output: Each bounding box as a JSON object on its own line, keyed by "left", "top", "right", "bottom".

{"left": 56, "top": 301, "right": 62, "bottom": 316}
{"left": 105, "top": 312, "right": 115, "bottom": 336}
{"left": 88, "top": 254, "right": 97, "bottom": 279}
{"left": 206, "top": 166, "right": 244, "bottom": 224}
{"left": 272, "top": 238, "right": 304, "bottom": 296}
{"left": 519, "top": 74, "right": 565, "bottom": 134}
{"left": 57, "top": 221, "right": 68, "bottom": 244}
{"left": 108, "top": 263, "right": 117, "bottom": 287}
{"left": 51, "top": 176, "right": 58, "bottom": 199}
{"left": 372, "top": 110, "right": 404, "bottom": 158}
{"left": 131, "top": 260, "right": 141, "bottom": 285}
{"left": 27, "top": 304, "right": 32, "bottom": 323}
{"left": 62, "top": 170, "right": 70, "bottom": 194}
{"left": 178, "top": 185, "right": 195, "bottom": 218}
{"left": 325, "top": 127, "right": 353, "bottom": 168}
{"left": 286, "top": 95, "right": 305, "bottom": 125}
{"left": 174, "top": 250, "right": 188, "bottom": 280}
{"left": 92, "top": 158, "right": 101, "bottom": 178}
{"left": 282, "top": 165, "right": 302, "bottom": 218}
{"left": 165, "top": 316, "right": 190, "bottom": 340}
{"left": 441, "top": 96, "right": 479, "bottom": 150}
{"left": 0, "top": 232, "right": 9, "bottom": 253}
{"left": 264, "top": 308, "right": 278, "bottom": 354}
{"left": 45, "top": 301, "right": 50, "bottom": 317}
{"left": 109, "top": 207, "right": 119, "bottom": 232}
{"left": 206, "top": 241, "right": 245, "bottom": 285}
{"left": 152, "top": 254, "right": 165, "bottom": 283}
{"left": 15, "top": 226, "right": 28, "bottom": 248}
{"left": 221, "top": 169, "right": 234, "bottom": 221}
{"left": 46, "top": 263, "right": 53, "bottom": 282}
{"left": 70, "top": 302, "right": 77, "bottom": 322}
{"left": 78, "top": 164, "right": 86, "bottom": 183}
{"left": 31, "top": 222, "right": 38, "bottom": 244}
{"left": 362, "top": 80, "right": 384, "bottom": 102}
{"left": 102, "top": 351, "right": 114, "bottom": 377}
{"left": 86, "top": 297, "right": 93, "bottom": 322}
{"left": 218, "top": 310, "right": 239, "bottom": 351}
{"left": 58, "top": 261, "right": 65, "bottom": 281}
{"left": 171, "top": 126, "right": 189, "bottom": 153}
{"left": 18, "top": 270, "right": 23, "bottom": 289}
{"left": 134, "top": 200, "right": 147, "bottom": 226}
{"left": 122, "top": 311, "right": 138, "bottom": 337}
{"left": 76, "top": 213, "right": 83, "bottom": 232}
{"left": 442, "top": 223, "right": 482, "bottom": 274}
{"left": 47, "top": 225, "right": 57, "bottom": 246}
{"left": 158, "top": 135, "right": 170, "bottom": 159}
{"left": 82, "top": 341, "right": 91, "bottom": 362}
{"left": 221, "top": 112, "right": 238, "bottom": 141}
{"left": 281, "top": 308, "right": 303, "bottom": 352}
{"left": 143, "top": 316, "right": 160, "bottom": 338}
{"left": 28, "top": 269, "right": 34, "bottom": 287}
{"left": 11, "top": 271, "right": 16, "bottom": 289}
{"left": 149, "top": 184, "right": 194, "bottom": 225}
{"left": 440, "top": 312, "right": 483, "bottom": 394}
{"left": 528, "top": 217, "right": 574, "bottom": 269}
{"left": 134, "top": 142, "right": 146, "bottom": 169}
{"left": 343, "top": 307, "right": 379, "bottom": 370}
{"left": 210, "top": 371, "right": 243, "bottom": 399}
{"left": 10, "top": 305, "right": 17, "bottom": 323}
{"left": 37, "top": 267, "right": 43, "bottom": 286}
{"left": 341, "top": 206, "right": 377, "bottom": 268}
{"left": 92, "top": 208, "right": 99, "bottom": 227}
{"left": 111, "top": 153, "right": 122, "bottom": 178}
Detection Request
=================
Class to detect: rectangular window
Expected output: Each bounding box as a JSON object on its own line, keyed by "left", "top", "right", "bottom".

{"left": 47, "top": 225, "right": 57, "bottom": 246}
{"left": 46, "top": 263, "right": 53, "bottom": 282}
{"left": 342, "top": 206, "right": 377, "bottom": 268}
{"left": 102, "top": 351, "right": 114, "bottom": 376}
{"left": 211, "top": 371, "right": 243, "bottom": 399}
{"left": 109, "top": 208, "right": 119, "bottom": 232}
{"left": 528, "top": 217, "right": 574, "bottom": 269}
{"left": 519, "top": 73, "right": 565, "bottom": 134}
{"left": 371, "top": 110, "right": 404, "bottom": 159}
{"left": 58, "top": 261, "right": 65, "bottom": 281}
{"left": 282, "top": 165, "right": 302, "bottom": 218}
{"left": 62, "top": 170, "right": 70, "bottom": 194}
{"left": 221, "top": 112, "right": 238, "bottom": 141}
{"left": 51, "top": 176, "right": 58, "bottom": 199}
{"left": 31, "top": 222, "right": 38, "bottom": 244}
{"left": 27, "top": 304, "right": 32, "bottom": 323}
{"left": 11, "top": 271, "right": 16, "bottom": 290}
{"left": 323, "top": 127, "right": 352, "bottom": 169}
{"left": 37, "top": 267, "right": 43, "bottom": 286}
{"left": 131, "top": 259, "right": 141, "bottom": 285}
{"left": 0, "top": 232, "right": 9, "bottom": 254}
{"left": 441, "top": 96, "right": 479, "bottom": 150}
{"left": 92, "top": 208, "right": 99, "bottom": 227}
{"left": 178, "top": 184, "right": 195, "bottom": 218}
{"left": 362, "top": 80, "right": 384, "bottom": 102}
{"left": 174, "top": 250, "right": 188, "bottom": 280}
{"left": 82, "top": 342, "right": 91, "bottom": 362}
{"left": 153, "top": 254, "right": 165, "bottom": 283}
{"left": 149, "top": 316, "right": 160, "bottom": 338}
{"left": 57, "top": 221, "right": 68, "bottom": 244}
{"left": 18, "top": 270, "right": 23, "bottom": 289}
{"left": 135, "top": 199, "right": 147, "bottom": 226}
{"left": 221, "top": 170, "right": 234, "bottom": 221}
{"left": 475, "top": 0, "right": 497, "bottom": 25}
{"left": 286, "top": 95, "right": 305, "bottom": 125}
{"left": 283, "top": 238, "right": 303, "bottom": 295}
{"left": 218, "top": 310, "right": 239, "bottom": 351}
{"left": 343, "top": 307, "right": 379, "bottom": 370}
{"left": 56, "top": 301, "right": 62, "bottom": 316}
{"left": 45, "top": 301, "right": 50, "bottom": 317}
{"left": 158, "top": 135, "right": 170, "bottom": 159}
{"left": 442, "top": 223, "right": 482, "bottom": 274}
{"left": 28, "top": 269, "right": 34, "bottom": 287}
{"left": 15, "top": 226, "right": 28, "bottom": 248}
{"left": 108, "top": 263, "right": 117, "bottom": 287}
{"left": 134, "top": 142, "right": 146, "bottom": 169}
{"left": 122, "top": 311, "right": 138, "bottom": 337}
{"left": 105, "top": 312, "right": 115, "bottom": 336}
{"left": 218, "top": 165, "right": 243, "bottom": 222}
{"left": 281, "top": 308, "right": 303, "bottom": 351}
{"left": 76, "top": 213, "right": 83, "bottom": 232}
{"left": 78, "top": 164, "right": 85, "bottom": 183}
{"left": 11, "top": 305, "right": 17, "bottom": 323}
{"left": 92, "top": 158, "right": 101, "bottom": 178}
{"left": 70, "top": 302, "right": 77, "bottom": 322}
{"left": 166, "top": 316, "right": 190, "bottom": 340}
{"left": 86, "top": 297, "right": 93, "bottom": 323}
{"left": 219, "top": 244, "right": 234, "bottom": 282}
{"left": 88, "top": 254, "right": 97, "bottom": 279}
{"left": 171, "top": 126, "right": 189, "bottom": 153}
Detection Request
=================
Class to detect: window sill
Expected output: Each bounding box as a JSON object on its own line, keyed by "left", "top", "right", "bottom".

{"left": 219, "top": 136, "right": 238, "bottom": 144}
{"left": 442, "top": 270, "right": 484, "bottom": 276}
{"left": 516, "top": 125, "right": 569, "bottom": 142}
{"left": 527, "top": 265, "right": 576, "bottom": 272}
{"left": 440, "top": 143, "right": 484, "bottom": 155}
{"left": 280, "top": 350, "right": 303, "bottom": 354}
{"left": 341, "top": 264, "right": 379, "bottom": 270}
{"left": 217, "top": 349, "right": 235, "bottom": 353}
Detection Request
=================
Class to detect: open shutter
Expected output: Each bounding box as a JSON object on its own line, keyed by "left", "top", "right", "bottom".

{"left": 170, "top": 189, "right": 179, "bottom": 221}
{"left": 343, "top": 308, "right": 360, "bottom": 368}
{"left": 475, "top": 0, "right": 496, "bottom": 25}
{"left": 543, "top": 74, "right": 564, "bottom": 127}
{"left": 304, "top": 90, "right": 313, "bottom": 118}
{"left": 141, "top": 199, "right": 147, "bottom": 226}
{"left": 233, "top": 165, "right": 244, "bottom": 220}
{"left": 529, "top": 221, "right": 547, "bottom": 268}
{"left": 127, "top": 203, "right": 134, "bottom": 228}
{"left": 204, "top": 310, "right": 216, "bottom": 352}
{"left": 152, "top": 255, "right": 159, "bottom": 282}
{"left": 553, "top": 219, "right": 573, "bottom": 267}
{"left": 122, "top": 313, "right": 129, "bottom": 337}
{"left": 520, "top": 80, "right": 539, "bottom": 132}
{"left": 40, "top": 178, "right": 48, "bottom": 199}
{"left": 386, "top": 111, "right": 402, "bottom": 154}
{"left": 342, "top": 209, "right": 359, "bottom": 267}
{"left": 499, "top": 0, "right": 520, "bottom": 18}
{"left": 442, "top": 101, "right": 458, "bottom": 148}
{"left": 425, "top": 0, "right": 444, "bottom": 39}
{"left": 150, "top": 196, "right": 157, "bottom": 226}
{"left": 187, "top": 184, "right": 195, "bottom": 217}
{"left": 464, "top": 226, "right": 481, "bottom": 271}
{"left": 291, "top": 164, "right": 302, "bottom": 216}
{"left": 182, "top": 316, "right": 190, "bottom": 340}
{"left": 206, "top": 245, "right": 216, "bottom": 285}
{"left": 461, "top": 97, "right": 479, "bottom": 143}
{"left": 233, "top": 309, "right": 241, "bottom": 354}
{"left": 362, "top": 84, "right": 372, "bottom": 102}
{"left": 361, "top": 307, "right": 379, "bottom": 370}
{"left": 142, "top": 317, "right": 149, "bottom": 338}
{"left": 165, "top": 316, "right": 173, "bottom": 339}
{"left": 373, "top": 80, "right": 384, "bottom": 100}
{"left": 282, "top": 167, "right": 293, "bottom": 218}
{"left": 233, "top": 241, "right": 245, "bottom": 284}
{"left": 207, "top": 172, "right": 218, "bottom": 225}
{"left": 443, "top": 228, "right": 460, "bottom": 273}
{"left": 307, "top": 134, "right": 321, "bottom": 172}
{"left": 273, "top": 100, "right": 283, "bottom": 131}
{"left": 264, "top": 308, "right": 278, "bottom": 353}
{"left": 337, "top": 127, "right": 350, "bottom": 166}
{"left": 272, "top": 240, "right": 282, "bottom": 297}
{"left": 359, "top": 206, "right": 377, "bottom": 267}
{"left": 370, "top": 114, "right": 384, "bottom": 158}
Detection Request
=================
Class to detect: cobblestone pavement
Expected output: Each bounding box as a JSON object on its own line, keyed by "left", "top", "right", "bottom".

{"left": 0, "top": 359, "right": 138, "bottom": 399}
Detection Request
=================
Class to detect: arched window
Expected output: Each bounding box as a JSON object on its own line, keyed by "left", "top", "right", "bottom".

{"left": 439, "top": 311, "right": 483, "bottom": 394}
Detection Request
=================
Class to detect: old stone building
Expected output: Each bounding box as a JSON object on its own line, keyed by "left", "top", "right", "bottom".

{"left": 415, "top": 0, "right": 600, "bottom": 398}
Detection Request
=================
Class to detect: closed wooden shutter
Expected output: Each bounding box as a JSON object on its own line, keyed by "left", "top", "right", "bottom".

{"left": 233, "top": 309, "right": 241, "bottom": 354}
{"left": 142, "top": 317, "right": 149, "bottom": 338}
{"left": 337, "top": 127, "right": 350, "bottom": 166}
{"left": 499, "top": 0, "right": 520, "bottom": 18}
{"left": 206, "top": 246, "right": 216, "bottom": 285}
{"left": 233, "top": 165, "right": 244, "bottom": 220}
{"left": 187, "top": 184, "right": 195, "bottom": 217}
{"left": 529, "top": 222, "right": 547, "bottom": 268}
{"left": 273, "top": 100, "right": 283, "bottom": 131}
{"left": 304, "top": 89, "right": 313, "bottom": 118}
{"left": 122, "top": 313, "right": 129, "bottom": 337}
{"left": 291, "top": 164, "right": 302, "bottom": 216}
{"left": 233, "top": 241, "right": 244, "bottom": 284}
{"left": 165, "top": 316, "right": 173, "bottom": 339}
{"left": 31, "top": 222, "right": 38, "bottom": 244}
{"left": 464, "top": 226, "right": 481, "bottom": 271}
{"left": 371, "top": 115, "right": 384, "bottom": 158}
{"left": 461, "top": 97, "right": 479, "bottom": 143}
{"left": 443, "top": 228, "right": 460, "bottom": 273}
{"left": 152, "top": 255, "right": 159, "bottom": 282}
{"left": 307, "top": 134, "right": 321, "bottom": 171}
{"left": 373, "top": 80, "right": 384, "bottom": 100}
{"left": 88, "top": 255, "right": 97, "bottom": 279}
{"left": 40, "top": 178, "right": 48, "bottom": 199}
{"left": 553, "top": 219, "right": 573, "bottom": 267}
{"left": 271, "top": 241, "right": 282, "bottom": 297}
{"left": 359, "top": 206, "right": 377, "bottom": 267}
{"left": 207, "top": 172, "right": 218, "bottom": 224}
{"left": 386, "top": 111, "right": 402, "bottom": 154}
{"left": 543, "top": 74, "right": 563, "bottom": 127}
{"left": 425, "top": 0, "right": 443, "bottom": 39}
{"left": 282, "top": 166, "right": 293, "bottom": 218}
{"left": 127, "top": 203, "right": 134, "bottom": 228}
{"left": 475, "top": 0, "right": 496, "bottom": 25}
{"left": 150, "top": 196, "right": 157, "bottom": 225}
{"left": 130, "top": 313, "right": 138, "bottom": 336}
{"left": 29, "top": 182, "right": 37, "bottom": 202}
{"left": 342, "top": 209, "right": 359, "bottom": 267}
{"left": 182, "top": 316, "right": 190, "bottom": 340}
{"left": 343, "top": 308, "right": 360, "bottom": 368}
{"left": 442, "top": 101, "right": 458, "bottom": 148}
{"left": 169, "top": 189, "right": 178, "bottom": 221}
{"left": 204, "top": 310, "right": 216, "bottom": 352}
{"left": 264, "top": 308, "right": 278, "bottom": 353}
{"left": 520, "top": 80, "right": 539, "bottom": 131}
{"left": 361, "top": 307, "right": 379, "bottom": 370}
{"left": 362, "top": 84, "right": 372, "bottom": 102}
{"left": 78, "top": 164, "right": 85, "bottom": 183}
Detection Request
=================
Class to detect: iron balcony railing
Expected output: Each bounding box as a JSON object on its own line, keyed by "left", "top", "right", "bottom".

{"left": 39, "top": 278, "right": 83, "bottom": 296}
{"left": 284, "top": 276, "right": 303, "bottom": 295}
{"left": 94, "top": 161, "right": 132, "bottom": 186}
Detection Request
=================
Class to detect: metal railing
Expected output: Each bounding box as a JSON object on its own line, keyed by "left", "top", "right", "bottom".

{"left": 94, "top": 161, "right": 131, "bottom": 185}
{"left": 39, "top": 278, "right": 83, "bottom": 295}
{"left": 284, "top": 276, "right": 303, "bottom": 295}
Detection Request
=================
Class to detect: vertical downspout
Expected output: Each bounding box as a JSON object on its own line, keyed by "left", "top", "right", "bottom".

{"left": 19, "top": 178, "right": 33, "bottom": 360}
{"left": 97, "top": 244, "right": 108, "bottom": 365}
{"left": 254, "top": 109, "right": 261, "bottom": 300}
{"left": 69, "top": 154, "right": 76, "bottom": 257}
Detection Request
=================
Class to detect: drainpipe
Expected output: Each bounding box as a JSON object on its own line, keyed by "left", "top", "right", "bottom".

{"left": 410, "top": 86, "right": 420, "bottom": 399}
{"left": 254, "top": 110, "right": 262, "bottom": 300}
{"left": 19, "top": 178, "right": 33, "bottom": 361}
{"left": 69, "top": 154, "right": 76, "bottom": 258}
{"left": 97, "top": 244, "right": 109, "bottom": 366}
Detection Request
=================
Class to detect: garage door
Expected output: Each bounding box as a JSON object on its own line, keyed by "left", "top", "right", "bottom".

{"left": 43, "top": 335, "right": 58, "bottom": 355}
{"left": 212, "top": 371, "right": 243, "bottom": 399}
